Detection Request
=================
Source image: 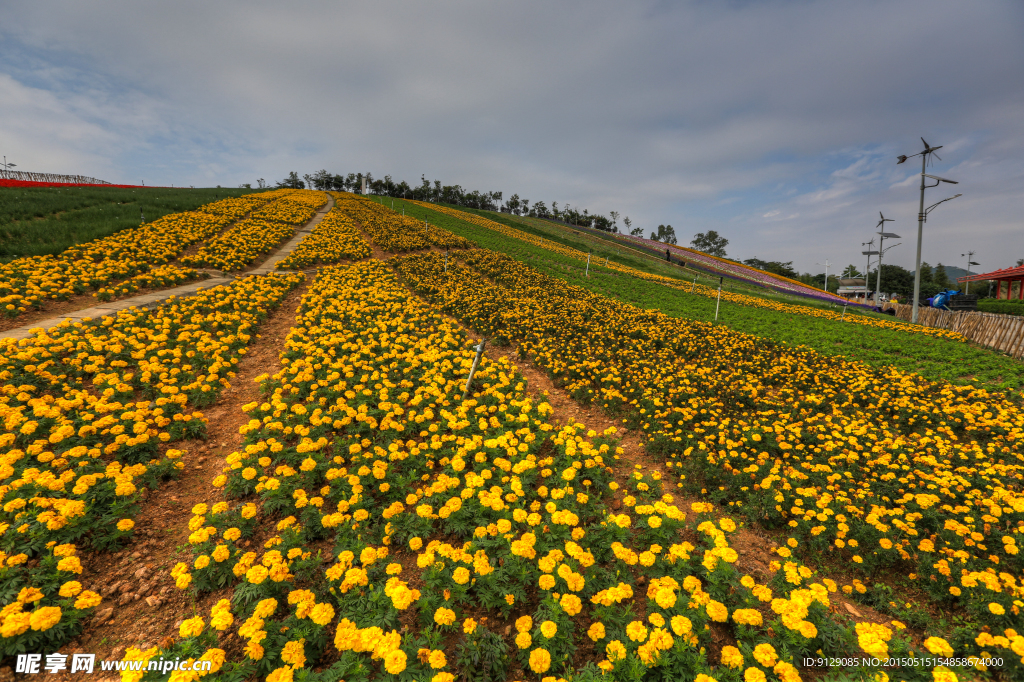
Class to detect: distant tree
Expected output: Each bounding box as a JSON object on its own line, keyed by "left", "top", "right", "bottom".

{"left": 866, "top": 264, "right": 917, "bottom": 300}
{"left": 691, "top": 230, "right": 727, "bottom": 256}
{"left": 609, "top": 211, "right": 619, "bottom": 231}
{"left": 505, "top": 194, "right": 522, "bottom": 215}
{"left": 1017, "top": 258, "right": 1024, "bottom": 267}
{"left": 239, "top": 183, "right": 252, "bottom": 189}
{"left": 918, "top": 262, "right": 934, "bottom": 284}
{"left": 649, "top": 224, "right": 677, "bottom": 244}
{"left": 532, "top": 201, "right": 549, "bottom": 218}
{"left": 256, "top": 178, "right": 267, "bottom": 189}
{"left": 630, "top": 226, "right": 644, "bottom": 237}
{"left": 277, "top": 172, "right": 304, "bottom": 189}
{"left": 743, "top": 258, "right": 797, "bottom": 278}
{"left": 303, "top": 173, "right": 314, "bottom": 190}
{"left": 934, "top": 263, "right": 950, "bottom": 288}
{"left": 309, "top": 169, "right": 332, "bottom": 191}
{"left": 841, "top": 264, "right": 859, "bottom": 278}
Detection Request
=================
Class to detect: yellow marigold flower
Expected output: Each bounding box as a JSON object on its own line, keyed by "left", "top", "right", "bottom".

{"left": 17, "top": 587, "right": 45, "bottom": 603}
{"left": 541, "top": 620, "right": 557, "bottom": 639}
{"left": 281, "top": 639, "right": 306, "bottom": 668}
{"left": 539, "top": 574, "right": 555, "bottom": 590}
{"left": 266, "top": 665, "right": 293, "bottom": 682}
{"left": 721, "top": 645, "right": 744, "bottom": 669}
{"left": 733, "top": 609, "right": 762, "bottom": 627}
{"left": 434, "top": 607, "right": 456, "bottom": 626}
{"left": 753, "top": 642, "right": 777, "bottom": 667}
{"left": 560, "top": 593, "right": 582, "bottom": 616}
{"left": 310, "top": 603, "right": 335, "bottom": 626}
{"left": 74, "top": 591, "right": 102, "bottom": 610}
{"left": 117, "top": 519, "right": 135, "bottom": 532}
{"left": 588, "top": 622, "right": 606, "bottom": 641}
{"left": 463, "top": 618, "right": 477, "bottom": 634}
{"left": 179, "top": 616, "right": 204, "bottom": 638}
{"left": 452, "top": 567, "right": 471, "bottom": 584}
{"left": 529, "top": 648, "right": 551, "bottom": 673}
{"left": 671, "top": 615, "right": 692, "bottom": 636}
{"left": 626, "top": 620, "right": 648, "bottom": 642}
{"left": 29, "top": 606, "right": 62, "bottom": 631}
{"left": 384, "top": 649, "right": 407, "bottom": 674}
{"left": 924, "top": 637, "right": 954, "bottom": 657}
{"left": 516, "top": 631, "right": 532, "bottom": 649}
{"left": 516, "top": 615, "right": 533, "bottom": 633}
{"left": 989, "top": 603, "right": 1005, "bottom": 615}
{"left": 409, "top": 537, "right": 423, "bottom": 551}
{"left": 706, "top": 600, "right": 729, "bottom": 622}
{"left": 59, "top": 581, "right": 83, "bottom": 598}
{"left": 432, "top": 674, "right": 455, "bottom": 682}
{"left": 606, "top": 640, "right": 627, "bottom": 662}
{"left": 745, "top": 667, "right": 767, "bottom": 682}
{"left": 429, "top": 649, "right": 447, "bottom": 669}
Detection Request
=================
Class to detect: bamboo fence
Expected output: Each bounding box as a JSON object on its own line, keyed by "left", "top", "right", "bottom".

{"left": 890, "top": 304, "right": 1024, "bottom": 359}
{"left": 1, "top": 170, "right": 111, "bottom": 184}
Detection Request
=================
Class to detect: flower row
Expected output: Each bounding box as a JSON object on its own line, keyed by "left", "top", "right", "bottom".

{"left": 275, "top": 208, "right": 371, "bottom": 269}
{"left": 412, "top": 201, "right": 965, "bottom": 342}
{"left": 181, "top": 219, "right": 296, "bottom": 272}
{"left": 335, "top": 194, "right": 472, "bottom": 252}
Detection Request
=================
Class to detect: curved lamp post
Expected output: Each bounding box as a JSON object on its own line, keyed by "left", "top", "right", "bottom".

{"left": 897, "top": 138, "right": 959, "bottom": 323}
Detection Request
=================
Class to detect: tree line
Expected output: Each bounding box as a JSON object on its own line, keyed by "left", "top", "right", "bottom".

{"left": 266, "top": 170, "right": 644, "bottom": 235}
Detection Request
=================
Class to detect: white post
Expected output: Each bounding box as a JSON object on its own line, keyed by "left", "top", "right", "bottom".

{"left": 841, "top": 303, "right": 848, "bottom": 321}
{"left": 715, "top": 277, "right": 723, "bottom": 321}
{"left": 586, "top": 253, "right": 591, "bottom": 277}
{"left": 691, "top": 276, "right": 697, "bottom": 293}
{"left": 462, "top": 339, "right": 487, "bottom": 401}
{"left": 444, "top": 251, "right": 448, "bottom": 272}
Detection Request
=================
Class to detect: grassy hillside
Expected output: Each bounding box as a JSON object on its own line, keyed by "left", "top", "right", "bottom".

{"left": 0, "top": 185, "right": 259, "bottom": 260}
{"left": 375, "top": 196, "right": 1024, "bottom": 392}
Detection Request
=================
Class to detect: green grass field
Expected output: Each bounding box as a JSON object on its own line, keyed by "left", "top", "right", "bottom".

{"left": 377, "top": 196, "right": 1024, "bottom": 393}
{"left": 0, "top": 186, "right": 259, "bottom": 260}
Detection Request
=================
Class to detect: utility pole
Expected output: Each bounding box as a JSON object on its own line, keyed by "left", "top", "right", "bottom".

{"left": 862, "top": 239, "right": 879, "bottom": 302}
{"left": 961, "top": 251, "right": 979, "bottom": 294}
{"left": 817, "top": 259, "right": 834, "bottom": 292}
{"left": 897, "top": 138, "right": 960, "bottom": 323}
{"left": 876, "top": 213, "right": 900, "bottom": 305}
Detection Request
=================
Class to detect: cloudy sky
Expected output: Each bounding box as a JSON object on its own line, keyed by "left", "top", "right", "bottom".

{"left": 2, "top": 0, "right": 1022, "bottom": 274}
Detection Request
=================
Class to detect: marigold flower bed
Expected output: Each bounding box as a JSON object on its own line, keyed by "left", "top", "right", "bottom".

{"left": 335, "top": 194, "right": 472, "bottom": 252}
{"left": 391, "top": 250, "right": 1024, "bottom": 679}
{"left": 104, "top": 260, "right": 948, "bottom": 682}
{"left": 182, "top": 219, "right": 296, "bottom": 272}
{"left": 0, "top": 272, "right": 304, "bottom": 657}
{"left": 1, "top": 211, "right": 235, "bottom": 317}
{"left": 275, "top": 208, "right": 371, "bottom": 269}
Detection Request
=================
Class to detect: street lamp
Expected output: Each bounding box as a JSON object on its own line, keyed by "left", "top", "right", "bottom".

{"left": 862, "top": 238, "right": 879, "bottom": 301}
{"left": 1, "top": 156, "right": 15, "bottom": 179}
{"left": 897, "top": 138, "right": 959, "bottom": 323}
{"left": 816, "top": 259, "right": 833, "bottom": 292}
{"left": 875, "top": 212, "right": 901, "bottom": 304}
{"left": 961, "top": 250, "right": 980, "bottom": 294}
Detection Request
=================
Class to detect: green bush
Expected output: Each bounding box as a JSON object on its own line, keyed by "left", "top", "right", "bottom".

{"left": 978, "top": 298, "right": 1024, "bottom": 316}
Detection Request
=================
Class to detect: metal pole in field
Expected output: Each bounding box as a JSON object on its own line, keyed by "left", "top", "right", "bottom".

{"left": 462, "top": 339, "right": 487, "bottom": 401}
{"left": 841, "top": 303, "right": 848, "bottom": 321}
{"left": 444, "top": 250, "right": 448, "bottom": 272}
{"left": 691, "top": 276, "right": 697, "bottom": 293}
{"left": 586, "top": 252, "right": 591, "bottom": 277}
{"left": 715, "top": 277, "right": 723, "bottom": 321}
